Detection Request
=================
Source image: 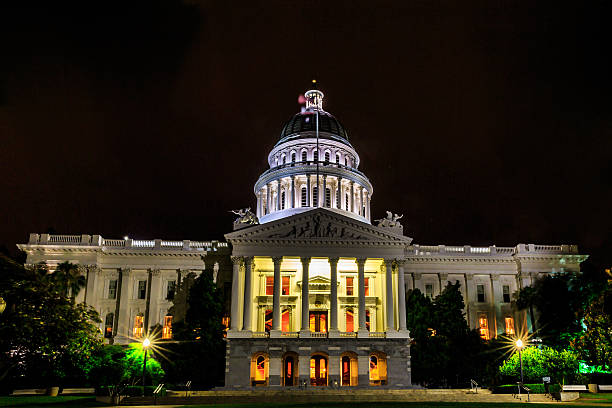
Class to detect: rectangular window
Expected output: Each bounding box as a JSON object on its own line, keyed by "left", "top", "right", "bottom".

{"left": 281, "top": 309, "right": 290, "bottom": 332}
{"left": 166, "top": 280, "right": 176, "bottom": 300}
{"left": 505, "top": 316, "right": 515, "bottom": 335}
{"left": 108, "top": 279, "right": 117, "bottom": 299}
{"left": 282, "top": 276, "right": 290, "bottom": 295}
{"left": 346, "top": 277, "right": 354, "bottom": 296}
{"left": 477, "top": 284, "right": 485, "bottom": 302}
{"left": 325, "top": 188, "right": 331, "bottom": 207}
{"left": 479, "top": 314, "right": 489, "bottom": 340}
{"left": 138, "top": 280, "right": 147, "bottom": 299}
{"left": 301, "top": 187, "right": 307, "bottom": 207}
{"left": 312, "top": 186, "right": 318, "bottom": 206}
{"left": 425, "top": 284, "right": 433, "bottom": 299}
{"left": 265, "top": 276, "right": 274, "bottom": 295}
{"left": 162, "top": 315, "right": 173, "bottom": 339}
{"left": 503, "top": 285, "right": 511, "bottom": 303}
{"left": 264, "top": 309, "right": 273, "bottom": 332}
{"left": 365, "top": 310, "right": 371, "bottom": 331}
{"left": 364, "top": 278, "right": 369, "bottom": 296}
{"left": 133, "top": 315, "right": 144, "bottom": 338}
{"left": 104, "top": 313, "right": 114, "bottom": 338}
{"left": 346, "top": 309, "right": 354, "bottom": 332}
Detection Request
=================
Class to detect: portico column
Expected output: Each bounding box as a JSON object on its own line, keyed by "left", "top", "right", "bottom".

{"left": 276, "top": 179, "right": 281, "bottom": 211}
{"left": 290, "top": 176, "right": 295, "bottom": 208}
{"left": 357, "top": 258, "right": 368, "bottom": 337}
{"left": 350, "top": 181, "right": 355, "bottom": 213}
{"left": 337, "top": 176, "right": 342, "bottom": 209}
{"left": 329, "top": 257, "right": 339, "bottom": 335}
{"left": 385, "top": 259, "right": 395, "bottom": 332}
{"left": 242, "top": 257, "right": 253, "bottom": 332}
{"left": 323, "top": 175, "right": 327, "bottom": 207}
{"left": 318, "top": 175, "right": 323, "bottom": 207}
{"left": 300, "top": 257, "right": 311, "bottom": 336}
{"left": 397, "top": 260, "right": 408, "bottom": 331}
{"left": 360, "top": 186, "right": 365, "bottom": 216}
{"left": 306, "top": 174, "right": 311, "bottom": 207}
{"left": 271, "top": 257, "right": 283, "bottom": 335}
{"left": 229, "top": 256, "right": 243, "bottom": 332}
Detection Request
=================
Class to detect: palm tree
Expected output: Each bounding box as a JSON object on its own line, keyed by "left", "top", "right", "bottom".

{"left": 53, "top": 262, "right": 86, "bottom": 302}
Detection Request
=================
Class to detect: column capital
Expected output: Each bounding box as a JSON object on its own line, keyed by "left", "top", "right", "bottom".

{"left": 329, "top": 257, "right": 339, "bottom": 266}
{"left": 413, "top": 272, "right": 422, "bottom": 280}
{"left": 355, "top": 258, "right": 367, "bottom": 266}
{"left": 272, "top": 256, "right": 283, "bottom": 265}
{"left": 230, "top": 256, "right": 243, "bottom": 266}
{"left": 395, "top": 259, "right": 407, "bottom": 267}
{"left": 465, "top": 273, "right": 474, "bottom": 281}
{"left": 243, "top": 256, "right": 254, "bottom": 266}
{"left": 439, "top": 273, "right": 449, "bottom": 281}
{"left": 149, "top": 268, "right": 161, "bottom": 277}
{"left": 120, "top": 267, "right": 132, "bottom": 275}
{"left": 300, "top": 256, "right": 311, "bottom": 265}
{"left": 383, "top": 259, "right": 394, "bottom": 268}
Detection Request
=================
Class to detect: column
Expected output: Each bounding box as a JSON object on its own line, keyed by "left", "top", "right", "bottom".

{"left": 266, "top": 184, "right": 271, "bottom": 214}
{"left": 360, "top": 186, "right": 365, "bottom": 216}
{"left": 306, "top": 174, "right": 311, "bottom": 207}
{"left": 271, "top": 256, "right": 283, "bottom": 335}
{"left": 357, "top": 258, "right": 367, "bottom": 337}
{"left": 242, "top": 257, "right": 254, "bottom": 332}
{"left": 276, "top": 179, "right": 281, "bottom": 211}
{"left": 300, "top": 257, "right": 311, "bottom": 336}
{"left": 318, "top": 175, "right": 323, "bottom": 207}
{"left": 290, "top": 176, "right": 295, "bottom": 208}
{"left": 397, "top": 261, "right": 408, "bottom": 332}
{"left": 83, "top": 265, "right": 97, "bottom": 304}
{"left": 490, "top": 275, "right": 501, "bottom": 337}
{"left": 229, "top": 256, "right": 243, "bottom": 332}
{"left": 337, "top": 176, "right": 342, "bottom": 209}
{"left": 117, "top": 268, "right": 132, "bottom": 339}
{"left": 350, "top": 181, "right": 355, "bottom": 213}
{"left": 323, "top": 175, "right": 327, "bottom": 207}
{"left": 329, "top": 257, "right": 339, "bottom": 335}
{"left": 147, "top": 269, "right": 162, "bottom": 331}
{"left": 385, "top": 260, "right": 395, "bottom": 332}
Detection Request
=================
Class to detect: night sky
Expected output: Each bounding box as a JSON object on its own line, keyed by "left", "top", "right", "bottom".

{"left": 1, "top": 1, "right": 611, "bottom": 268}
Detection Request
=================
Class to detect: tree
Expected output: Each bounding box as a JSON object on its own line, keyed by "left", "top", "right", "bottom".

{"left": 54, "top": 261, "right": 86, "bottom": 302}
{"left": 162, "top": 271, "right": 225, "bottom": 389}
{"left": 0, "top": 255, "right": 102, "bottom": 387}
{"left": 499, "top": 345, "right": 584, "bottom": 384}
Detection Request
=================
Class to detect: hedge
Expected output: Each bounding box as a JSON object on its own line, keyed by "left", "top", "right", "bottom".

{"left": 493, "top": 383, "right": 561, "bottom": 394}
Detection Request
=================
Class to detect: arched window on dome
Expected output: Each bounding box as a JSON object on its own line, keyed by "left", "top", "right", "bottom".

{"left": 324, "top": 151, "right": 330, "bottom": 163}
{"left": 301, "top": 187, "right": 307, "bottom": 207}
{"left": 281, "top": 190, "right": 286, "bottom": 210}
{"left": 345, "top": 157, "right": 349, "bottom": 167}
{"left": 325, "top": 188, "right": 331, "bottom": 208}
{"left": 301, "top": 150, "right": 307, "bottom": 163}
{"left": 313, "top": 150, "right": 319, "bottom": 163}
{"left": 345, "top": 193, "right": 350, "bottom": 211}
{"left": 336, "top": 153, "right": 340, "bottom": 164}
{"left": 291, "top": 152, "right": 296, "bottom": 166}
{"left": 312, "top": 186, "right": 318, "bottom": 207}
{"left": 281, "top": 154, "right": 286, "bottom": 165}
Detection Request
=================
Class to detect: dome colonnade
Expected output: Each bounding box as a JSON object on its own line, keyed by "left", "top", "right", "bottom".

{"left": 254, "top": 90, "right": 373, "bottom": 224}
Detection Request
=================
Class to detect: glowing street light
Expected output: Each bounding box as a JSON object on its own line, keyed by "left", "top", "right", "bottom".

{"left": 515, "top": 338, "right": 525, "bottom": 385}
{"left": 142, "top": 337, "right": 151, "bottom": 396}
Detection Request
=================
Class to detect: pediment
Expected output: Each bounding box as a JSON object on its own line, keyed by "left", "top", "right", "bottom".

{"left": 225, "top": 208, "right": 413, "bottom": 246}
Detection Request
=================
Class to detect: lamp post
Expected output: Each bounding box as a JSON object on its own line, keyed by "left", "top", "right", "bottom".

{"left": 142, "top": 338, "right": 150, "bottom": 396}
{"left": 516, "top": 339, "right": 524, "bottom": 384}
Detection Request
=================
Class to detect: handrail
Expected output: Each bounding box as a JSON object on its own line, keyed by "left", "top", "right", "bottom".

{"left": 516, "top": 382, "right": 531, "bottom": 402}
{"left": 153, "top": 383, "right": 164, "bottom": 404}
{"left": 470, "top": 379, "right": 479, "bottom": 394}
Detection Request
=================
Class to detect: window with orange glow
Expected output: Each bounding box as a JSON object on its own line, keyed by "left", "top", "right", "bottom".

{"left": 346, "top": 277, "right": 354, "bottom": 296}
{"left": 162, "top": 315, "right": 173, "bottom": 339}
{"left": 282, "top": 309, "right": 290, "bottom": 332}
{"left": 265, "top": 309, "right": 273, "bottom": 332}
{"left": 345, "top": 309, "right": 354, "bottom": 332}
{"left": 282, "top": 276, "right": 290, "bottom": 295}
{"left": 369, "top": 355, "right": 379, "bottom": 380}
{"left": 310, "top": 312, "right": 327, "bottom": 332}
{"left": 365, "top": 310, "right": 371, "bottom": 331}
{"left": 479, "top": 314, "right": 489, "bottom": 340}
{"left": 364, "top": 278, "right": 369, "bottom": 296}
{"left": 266, "top": 277, "right": 274, "bottom": 295}
{"left": 505, "top": 316, "right": 515, "bottom": 335}
{"left": 256, "top": 356, "right": 265, "bottom": 381}
{"left": 104, "top": 313, "right": 114, "bottom": 338}
{"left": 133, "top": 314, "right": 144, "bottom": 338}
{"left": 221, "top": 316, "right": 230, "bottom": 330}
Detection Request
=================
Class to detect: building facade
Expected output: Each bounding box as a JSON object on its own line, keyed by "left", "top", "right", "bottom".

{"left": 17, "top": 88, "right": 587, "bottom": 388}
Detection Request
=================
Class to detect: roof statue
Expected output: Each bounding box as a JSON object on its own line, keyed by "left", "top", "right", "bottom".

{"left": 375, "top": 211, "right": 404, "bottom": 235}
{"left": 231, "top": 208, "right": 259, "bottom": 230}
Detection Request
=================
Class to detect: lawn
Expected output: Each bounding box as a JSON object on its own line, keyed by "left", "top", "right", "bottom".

{"left": 177, "top": 402, "right": 612, "bottom": 408}
{"left": 577, "top": 392, "right": 612, "bottom": 404}
{"left": 0, "top": 396, "right": 102, "bottom": 407}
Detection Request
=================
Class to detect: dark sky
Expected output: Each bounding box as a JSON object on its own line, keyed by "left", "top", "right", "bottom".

{"left": 1, "top": 1, "right": 611, "bottom": 268}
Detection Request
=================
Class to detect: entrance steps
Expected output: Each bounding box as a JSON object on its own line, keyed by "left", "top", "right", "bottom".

{"left": 118, "top": 388, "right": 556, "bottom": 405}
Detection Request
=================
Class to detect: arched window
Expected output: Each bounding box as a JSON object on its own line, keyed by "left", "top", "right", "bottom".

{"left": 369, "top": 352, "right": 388, "bottom": 385}
{"left": 325, "top": 188, "right": 331, "bottom": 207}
{"left": 281, "top": 191, "right": 286, "bottom": 210}
{"left": 336, "top": 153, "right": 340, "bottom": 164}
{"left": 291, "top": 152, "right": 296, "bottom": 165}
{"left": 313, "top": 150, "right": 319, "bottom": 162}
{"left": 251, "top": 353, "right": 269, "bottom": 386}
{"left": 162, "top": 315, "right": 173, "bottom": 339}
{"left": 104, "top": 313, "right": 114, "bottom": 338}
{"left": 301, "top": 150, "right": 307, "bottom": 162}
{"left": 324, "top": 151, "right": 330, "bottom": 162}
{"left": 281, "top": 154, "right": 286, "bottom": 164}
{"left": 345, "top": 193, "right": 350, "bottom": 211}
{"left": 345, "top": 157, "right": 349, "bottom": 166}
{"left": 312, "top": 186, "right": 318, "bottom": 206}
{"left": 301, "top": 187, "right": 307, "bottom": 207}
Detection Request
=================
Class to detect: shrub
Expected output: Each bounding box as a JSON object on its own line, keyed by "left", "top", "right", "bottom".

{"left": 499, "top": 346, "right": 585, "bottom": 384}
{"left": 493, "top": 383, "right": 561, "bottom": 394}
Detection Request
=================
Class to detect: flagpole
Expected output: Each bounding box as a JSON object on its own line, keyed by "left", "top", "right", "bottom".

{"left": 314, "top": 79, "right": 319, "bottom": 208}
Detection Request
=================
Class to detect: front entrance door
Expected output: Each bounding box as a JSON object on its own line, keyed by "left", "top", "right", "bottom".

{"left": 341, "top": 356, "right": 351, "bottom": 386}
{"left": 284, "top": 356, "right": 295, "bottom": 386}
{"left": 309, "top": 311, "right": 328, "bottom": 332}
{"left": 310, "top": 355, "right": 328, "bottom": 386}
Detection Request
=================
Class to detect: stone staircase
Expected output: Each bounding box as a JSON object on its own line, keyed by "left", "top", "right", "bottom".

{"left": 118, "top": 388, "right": 558, "bottom": 405}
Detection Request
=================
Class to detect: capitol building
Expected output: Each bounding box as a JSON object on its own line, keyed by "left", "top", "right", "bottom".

{"left": 18, "top": 88, "right": 587, "bottom": 388}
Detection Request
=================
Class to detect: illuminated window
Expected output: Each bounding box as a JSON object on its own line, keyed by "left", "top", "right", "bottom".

{"left": 221, "top": 316, "right": 230, "bottom": 331}
{"left": 166, "top": 280, "right": 176, "bottom": 300}
{"left": 162, "top": 315, "right": 173, "bottom": 339}
{"left": 425, "top": 284, "right": 433, "bottom": 299}
{"left": 301, "top": 187, "right": 307, "bottom": 207}
{"left": 505, "top": 316, "right": 515, "bottom": 335}
{"left": 366, "top": 310, "right": 371, "bottom": 331}
{"left": 266, "top": 276, "right": 274, "bottom": 295}
{"left": 133, "top": 314, "right": 144, "bottom": 338}
{"left": 346, "top": 277, "right": 354, "bottom": 296}
{"left": 137, "top": 280, "right": 147, "bottom": 299}
{"left": 479, "top": 314, "right": 489, "bottom": 340}
{"left": 369, "top": 355, "right": 379, "bottom": 380}
{"left": 256, "top": 356, "right": 266, "bottom": 381}
{"left": 325, "top": 188, "right": 331, "bottom": 207}
{"left": 301, "top": 150, "right": 307, "bottom": 162}
{"left": 104, "top": 313, "right": 114, "bottom": 338}
{"left": 503, "top": 285, "right": 511, "bottom": 303}
{"left": 282, "top": 309, "right": 290, "bottom": 332}
{"left": 345, "top": 309, "right": 354, "bottom": 332}
{"left": 108, "top": 280, "right": 117, "bottom": 299}
{"left": 313, "top": 151, "right": 319, "bottom": 162}
{"left": 265, "top": 309, "right": 273, "bottom": 332}
{"left": 324, "top": 151, "right": 330, "bottom": 162}
{"left": 282, "top": 276, "right": 290, "bottom": 295}
{"left": 281, "top": 191, "right": 286, "bottom": 210}
{"left": 310, "top": 312, "right": 327, "bottom": 332}
{"left": 364, "top": 278, "right": 369, "bottom": 296}
{"left": 477, "top": 284, "right": 485, "bottom": 302}
{"left": 313, "top": 186, "right": 318, "bottom": 206}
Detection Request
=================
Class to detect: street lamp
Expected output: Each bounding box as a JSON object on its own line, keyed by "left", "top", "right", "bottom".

{"left": 516, "top": 339, "right": 525, "bottom": 384}
{"left": 142, "top": 338, "right": 151, "bottom": 396}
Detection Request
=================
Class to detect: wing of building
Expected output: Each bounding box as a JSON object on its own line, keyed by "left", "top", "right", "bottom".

{"left": 17, "top": 87, "right": 588, "bottom": 389}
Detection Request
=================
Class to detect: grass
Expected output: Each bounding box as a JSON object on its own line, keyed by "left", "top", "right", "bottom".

{"left": 0, "top": 396, "right": 102, "bottom": 407}
{"left": 177, "top": 402, "right": 612, "bottom": 408}
{"left": 578, "top": 392, "right": 612, "bottom": 404}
